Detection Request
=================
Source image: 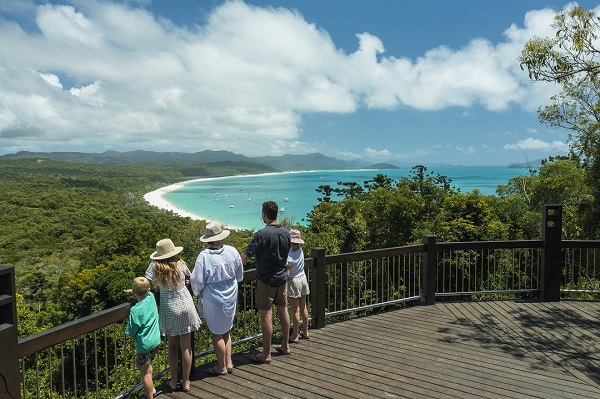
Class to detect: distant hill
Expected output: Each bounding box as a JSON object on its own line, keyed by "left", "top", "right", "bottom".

{"left": 253, "top": 152, "right": 368, "bottom": 170}
{"left": 367, "top": 163, "right": 400, "bottom": 169}
{"left": 2, "top": 150, "right": 368, "bottom": 171}
{"left": 507, "top": 159, "right": 543, "bottom": 169}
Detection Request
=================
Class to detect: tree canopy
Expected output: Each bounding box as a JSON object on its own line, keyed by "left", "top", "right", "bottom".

{"left": 519, "top": 5, "right": 600, "bottom": 234}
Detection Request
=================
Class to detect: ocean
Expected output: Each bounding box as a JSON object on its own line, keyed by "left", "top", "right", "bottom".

{"left": 162, "top": 167, "right": 529, "bottom": 230}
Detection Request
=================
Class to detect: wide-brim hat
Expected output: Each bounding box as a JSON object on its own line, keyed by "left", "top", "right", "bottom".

{"left": 290, "top": 229, "right": 304, "bottom": 244}
{"left": 200, "top": 222, "right": 230, "bottom": 242}
{"left": 150, "top": 238, "right": 184, "bottom": 260}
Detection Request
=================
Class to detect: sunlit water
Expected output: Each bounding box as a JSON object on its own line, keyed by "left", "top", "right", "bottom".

{"left": 162, "top": 167, "right": 528, "bottom": 230}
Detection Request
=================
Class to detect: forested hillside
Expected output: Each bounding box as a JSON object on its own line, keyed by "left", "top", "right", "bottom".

{"left": 1, "top": 158, "right": 261, "bottom": 334}
{"left": 2, "top": 156, "right": 595, "bottom": 337}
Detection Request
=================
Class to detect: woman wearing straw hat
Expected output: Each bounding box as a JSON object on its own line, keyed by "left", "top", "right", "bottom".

{"left": 145, "top": 238, "right": 201, "bottom": 393}
{"left": 190, "top": 222, "right": 243, "bottom": 376}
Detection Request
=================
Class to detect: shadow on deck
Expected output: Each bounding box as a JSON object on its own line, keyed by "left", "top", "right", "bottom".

{"left": 157, "top": 300, "right": 600, "bottom": 399}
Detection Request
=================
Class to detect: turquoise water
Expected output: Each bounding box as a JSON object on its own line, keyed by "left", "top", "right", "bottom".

{"left": 162, "top": 167, "right": 528, "bottom": 230}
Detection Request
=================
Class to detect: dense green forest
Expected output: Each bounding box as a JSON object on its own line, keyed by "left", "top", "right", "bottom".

{"left": 1, "top": 158, "right": 263, "bottom": 335}
{"left": 2, "top": 154, "right": 596, "bottom": 337}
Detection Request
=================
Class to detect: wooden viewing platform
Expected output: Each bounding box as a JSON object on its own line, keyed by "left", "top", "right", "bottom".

{"left": 160, "top": 300, "right": 600, "bottom": 399}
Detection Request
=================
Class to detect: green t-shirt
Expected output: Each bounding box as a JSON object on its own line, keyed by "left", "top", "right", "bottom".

{"left": 125, "top": 291, "right": 161, "bottom": 354}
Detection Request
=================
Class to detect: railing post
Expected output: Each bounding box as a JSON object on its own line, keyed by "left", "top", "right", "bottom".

{"left": 541, "top": 204, "right": 562, "bottom": 302}
{"left": 0, "top": 266, "right": 21, "bottom": 399}
{"left": 422, "top": 235, "right": 436, "bottom": 305}
{"left": 310, "top": 247, "right": 326, "bottom": 329}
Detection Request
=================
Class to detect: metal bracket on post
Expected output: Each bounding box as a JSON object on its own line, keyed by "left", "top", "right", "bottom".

{"left": 0, "top": 266, "right": 20, "bottom": 399}
{"left": 309, "top": 247, "right": 326, "bottom": 329}
{"left": 541, "top": 205, "right": 562, "bottom": 302}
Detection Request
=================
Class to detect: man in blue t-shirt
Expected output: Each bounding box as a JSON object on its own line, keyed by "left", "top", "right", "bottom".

{"left": 242, "top": 200, "right": 291, "bottom": 363}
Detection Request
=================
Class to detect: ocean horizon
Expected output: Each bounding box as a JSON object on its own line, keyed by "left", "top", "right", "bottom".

{"left": 158, "top": 166, "right": 529, "bottom": 231}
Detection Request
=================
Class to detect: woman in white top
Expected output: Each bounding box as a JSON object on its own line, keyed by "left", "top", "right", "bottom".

{"left": 286, "top": 229, "right": 310, "bottom": 343}
{"left": 191, "top": 222, "right": 244, "bottom": 375}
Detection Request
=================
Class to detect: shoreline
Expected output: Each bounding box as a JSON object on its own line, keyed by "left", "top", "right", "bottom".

{"left": 143, "top": 171, "right": 306, "bottom": 230}
{"left": 144, "top": 167, "right": 519, "bottom": 230}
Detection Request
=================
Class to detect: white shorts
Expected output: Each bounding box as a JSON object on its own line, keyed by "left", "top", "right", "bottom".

{"left": 287, "top": 274, "right": 310, "bottom": 298}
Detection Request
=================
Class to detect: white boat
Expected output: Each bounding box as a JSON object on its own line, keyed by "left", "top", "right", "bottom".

{"left": 229, "top": 204, "right": 234, "bottom": 208}
{"left": 283, "top": 198, "right": 289, "bottom": 202}
{"left": 279, "top": 207, "right": 286, "bottom": 212}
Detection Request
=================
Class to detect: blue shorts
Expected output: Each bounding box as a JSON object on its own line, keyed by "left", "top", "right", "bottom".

{"left": 135, "top": 345, "right": 159, "bottom": 366}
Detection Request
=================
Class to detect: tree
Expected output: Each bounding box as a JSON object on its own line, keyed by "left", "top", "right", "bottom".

{"left": 497, "top": 159, "right": 592, "bottom": 239}
{"left": 519, "top": 5, "right": 600, "bottom": 234}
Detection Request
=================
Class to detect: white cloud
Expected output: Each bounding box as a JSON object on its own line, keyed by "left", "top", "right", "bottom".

{"left": 504, "top": 137, "right": 568, "bottom": 152}
{"left": 364, "top": 147, "right": 392, "bottom": 158}
{"left": 0, "top": 0, "right": 581, "bottom": 157}
{"left": 38, "top": 72, "right": 62, "bottom": 89}
{"left": 455, "top": 146, "right": 476, "bottom": 154}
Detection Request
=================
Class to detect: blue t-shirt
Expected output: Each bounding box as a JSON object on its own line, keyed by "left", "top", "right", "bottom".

{"left": 125, "top": 292, "right": 161, "bottom": 354}
{"left": 244, "top": 224, "right": 291, "bottom": 287}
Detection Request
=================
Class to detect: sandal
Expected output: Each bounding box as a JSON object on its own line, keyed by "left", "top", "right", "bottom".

{"left": 206, "top": 366, "right": 227, "bottom": 376}
{"left": 275, "top": 346, "right": 291, "bottom": 355}
{"left": 250, "top": 353, "right": 271, "bottom": 363}
{"left": 166, "top": 381, "right": 179, "bottom": 393}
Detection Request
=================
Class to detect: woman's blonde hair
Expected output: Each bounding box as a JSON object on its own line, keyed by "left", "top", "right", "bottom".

{"left": 153, "top": 257, "right": 181, "bottom": 289}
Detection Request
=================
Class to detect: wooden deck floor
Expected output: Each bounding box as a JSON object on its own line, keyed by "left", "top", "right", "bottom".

{"left": 158, "top": 300, "right": 600, "bottom": 399}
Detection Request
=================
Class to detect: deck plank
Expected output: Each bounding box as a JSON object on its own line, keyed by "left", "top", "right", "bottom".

{"left": 156, "top": 301, "right": 600, "bottom": 399}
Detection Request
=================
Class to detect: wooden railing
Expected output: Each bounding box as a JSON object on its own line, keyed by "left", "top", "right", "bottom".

{"left": 2, "top": 205, "right": 600, "bottom": 399}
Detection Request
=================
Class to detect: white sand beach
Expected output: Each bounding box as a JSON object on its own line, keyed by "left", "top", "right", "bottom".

{"left": 144, "top": 180, "right": 212, "bottom": 221}
{"left": 143, "top": 171, "right": 305, "bottom": 218}
{"left": 143, "top": 172, "right": 295, "bottom": 230}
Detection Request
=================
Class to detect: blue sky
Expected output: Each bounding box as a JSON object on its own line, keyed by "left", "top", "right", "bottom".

{"left": 1, "top": 0, "right": 598, "bottom": 165}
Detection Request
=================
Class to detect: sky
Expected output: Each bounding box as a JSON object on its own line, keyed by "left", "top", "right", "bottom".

{"left": 1, "top": 1, "right": 599, "bottom": 166}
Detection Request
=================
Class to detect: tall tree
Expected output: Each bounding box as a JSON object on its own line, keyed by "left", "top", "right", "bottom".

{"left": 519, "top": 5, "right": 600, "bottom": 234}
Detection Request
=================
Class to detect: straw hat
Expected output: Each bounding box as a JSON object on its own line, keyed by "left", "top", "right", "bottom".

{"left": 200, "top": 222, "right": 231, "bottom": 243}
{"left": 150, "top": 238, "right": 184, "bottom": 260}
{"left": 290, "top": 229, "right": 304, "bottom": 244}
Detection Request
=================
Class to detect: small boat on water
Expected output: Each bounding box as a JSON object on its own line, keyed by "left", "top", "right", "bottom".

{"left": 283, "top": 198, "right": 289, "bottom": 202}
{"left": 229, "top": 204, "right": 234, "bottom": 208}
{"left": 279, "top": 207, "right": 286, "bottom": 212}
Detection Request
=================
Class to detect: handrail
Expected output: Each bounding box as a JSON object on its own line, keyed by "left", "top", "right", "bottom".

{"left": 18, "top": 302, "right": 132, "bottom": 358}
{"left": 436, "top": 240, "right": 542, "bottom": 250}
{"left": 323, "top": 244, "right": 425, "bottom": 264}
{"left": 562, "top": 240, "right": 600, "bottom": 248}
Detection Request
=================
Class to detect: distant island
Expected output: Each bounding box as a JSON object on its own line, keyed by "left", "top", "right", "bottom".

{"left": 367, "top": 163, "right": 400, "bottom": 169}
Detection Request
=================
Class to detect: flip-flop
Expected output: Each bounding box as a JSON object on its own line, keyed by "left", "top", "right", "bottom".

{"left": 166, "top": 382, "right": 179, "bottom": 393}
{"left": 250, "top": 354, "right": 271, "bottom": 364}
{"left": 275, "top": 346, "right": 291, "bottom": 355}
{"left": 179, "top": 381, "right": 191, "bottom": 393}
{"left": 206, "top": 366, "right": 227, "bottom": 376}
{"left": 299, "top": 332, "right": 310, "bottom": 339}
{"left": 288, "top": 339, "right": 299, "bottom": 344}
{"left": 227, "top": 367, "right": 234, "bottom": 374}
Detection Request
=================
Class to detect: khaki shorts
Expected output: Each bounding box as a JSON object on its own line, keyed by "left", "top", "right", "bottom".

{"left": 255, "top": 279, "right": 287, "bottom": 310}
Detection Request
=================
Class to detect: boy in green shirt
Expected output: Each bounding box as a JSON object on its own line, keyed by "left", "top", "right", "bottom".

{"left": 125, "top": 277, "right": 161, "bottom": 398}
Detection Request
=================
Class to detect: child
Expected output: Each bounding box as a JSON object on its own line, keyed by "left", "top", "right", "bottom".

{"left": 286, "top": 229, "right": 310, "bottom": 342}
{"left": 125, "top": 277, "right": 161, "bottom": 399}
